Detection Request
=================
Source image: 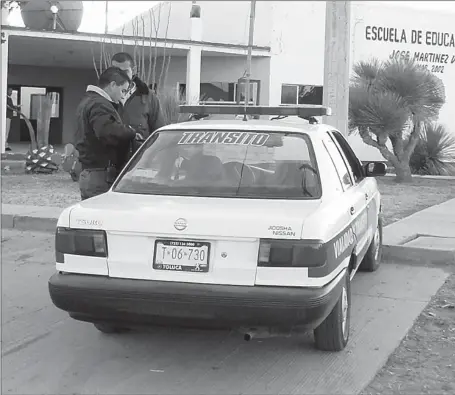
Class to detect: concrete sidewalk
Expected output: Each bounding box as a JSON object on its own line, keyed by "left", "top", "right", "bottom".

{"left": 2, "top": 199, "right": 455, "bottom": 264}
{"left": 383, "top": 198, "right": 455, "bottom": 266}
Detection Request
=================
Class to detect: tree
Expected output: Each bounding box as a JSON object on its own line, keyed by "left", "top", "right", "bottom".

{"left": 93, "top": 2, "right": 174, "bottom": 96}
{"left": 349, "top": 57, "right": 446, "bottom": 182}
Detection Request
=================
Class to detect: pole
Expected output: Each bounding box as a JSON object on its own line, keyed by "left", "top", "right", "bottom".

{"left": 244, "top": 0, "right": 256, "bottom": 115}
{"left": 104, "top": 1, "right": 109, "bottom": 34}
{"left": 322, "top": 1, "right": 351, "bottom": 135}
{"left": 1, "top": 32, "right": 9, "bottom": 153}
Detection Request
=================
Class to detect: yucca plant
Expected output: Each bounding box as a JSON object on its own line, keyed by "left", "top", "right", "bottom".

{"left": 349, "top": 57, "right": 446, "bottom": 182}
{"left": 410, "top": 123, "right": 455, "bottom": 176}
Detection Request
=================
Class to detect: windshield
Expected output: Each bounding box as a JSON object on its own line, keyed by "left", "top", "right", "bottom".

{"left": 113, "top": 129, "right": 322, "bottom": 199}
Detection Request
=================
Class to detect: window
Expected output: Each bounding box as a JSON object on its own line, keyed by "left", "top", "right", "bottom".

{"left": 114, "top": 130, "right": 321, "bottom": 199}
{"left": 21, "top": 87, "right": 60, "bottom": 119}
{"left": 323, "top": 133, "right": 353, "bottom": 190}
{"left": 331, "top": 131, "right": 365, "bottom": 182}
{"left": 178, "top": 81, "right": 259, "bottom": 105}
{"left": 281, "top": 84, "right": 323, "bottom": 105}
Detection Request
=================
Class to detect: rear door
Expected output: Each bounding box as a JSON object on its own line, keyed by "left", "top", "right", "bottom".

{"left": 322, "top": 132, "right": 369, "bottom": 261}
{"left": 331, "top": 131, "right": 379, "bottom": 256}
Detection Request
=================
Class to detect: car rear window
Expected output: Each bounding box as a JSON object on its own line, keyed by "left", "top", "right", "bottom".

{"left": 113, "top": 129, "right": 322, "bottom": 199}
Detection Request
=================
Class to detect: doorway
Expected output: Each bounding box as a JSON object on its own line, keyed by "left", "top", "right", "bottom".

{"left": 7, "top": 85, "right": 63, "bottom": 145}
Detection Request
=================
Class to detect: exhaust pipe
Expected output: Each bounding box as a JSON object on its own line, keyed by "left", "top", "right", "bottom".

{"left": 240, "top": 327, "right": 294, "bottom": 341}
{"left": 244, "top": 331, "right": 255, "bottom": 341}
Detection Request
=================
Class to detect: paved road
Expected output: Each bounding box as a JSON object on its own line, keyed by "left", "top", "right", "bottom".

{"left": 1, "top": 229, "right": 449, "bottom": 395}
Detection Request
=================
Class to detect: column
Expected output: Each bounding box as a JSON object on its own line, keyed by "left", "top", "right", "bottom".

{"left": 322, "top": 1, "right": 351, "bottom": 136}
{"left": 1, "top": 31, "right": 9, "bottom": 153}
{"left": 186, "top": 2, "right": 202, "bottom": 105}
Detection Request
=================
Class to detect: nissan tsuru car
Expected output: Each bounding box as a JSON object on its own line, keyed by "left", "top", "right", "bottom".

{"left": 48, "top": 105, "right": 386, "bottom": 351}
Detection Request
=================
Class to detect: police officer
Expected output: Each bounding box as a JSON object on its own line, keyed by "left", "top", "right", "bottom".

{"left": 74, "top": 67, "right": 138, "bottom": 200}
{"left": 110, "top": 52, "right": 166, "bottom": 169}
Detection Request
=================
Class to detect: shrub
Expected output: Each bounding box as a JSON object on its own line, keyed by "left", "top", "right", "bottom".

{"left": 410, "top": 122, "right": 455, "bottom": 176}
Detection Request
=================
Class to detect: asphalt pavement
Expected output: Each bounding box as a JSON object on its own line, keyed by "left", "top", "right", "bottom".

{"left": 1, "top": 229, "right": 449, "bottom": 395}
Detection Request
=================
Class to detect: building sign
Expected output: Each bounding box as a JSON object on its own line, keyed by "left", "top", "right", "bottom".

{"left": 365, "top": 26, "right": 455, "bottom": 74}
{"left": 351, "top": 3, "right": 455, "bottom": 137}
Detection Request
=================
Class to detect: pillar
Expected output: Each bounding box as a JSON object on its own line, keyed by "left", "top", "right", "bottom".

{"left": 186, "top": 2, "right": 202, "bottom": 105}
{"left": 1, "top": 31, "right": 9, "bottom": 153}
{"left": 322, "top": 1, "right": 351, "bottom": 136}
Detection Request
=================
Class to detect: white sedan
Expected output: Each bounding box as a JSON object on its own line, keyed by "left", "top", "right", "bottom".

{"left": 48, "top": 105, "right": 386, "bottom": 352}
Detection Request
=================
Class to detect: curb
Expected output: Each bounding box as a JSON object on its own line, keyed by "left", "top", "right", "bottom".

{"left": 383, "top": 244, "right": 455, "bottom": 267}
{"left": 384, "top": 174, "right": 455, "bottom": 181}
{"left": 2, "top": 205, "right": 61, "bottom": 233}
{"left": 2, "top": 160, "right": 25, "bottom": 172}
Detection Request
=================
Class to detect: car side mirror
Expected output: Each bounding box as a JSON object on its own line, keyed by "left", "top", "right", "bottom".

{"left": 364, "top": 162, "right": 387, "bottom": 177}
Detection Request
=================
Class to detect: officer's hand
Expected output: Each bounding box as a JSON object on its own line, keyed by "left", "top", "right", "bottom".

{"left": 135, "top": 132, "right": 145, "bottom": 141}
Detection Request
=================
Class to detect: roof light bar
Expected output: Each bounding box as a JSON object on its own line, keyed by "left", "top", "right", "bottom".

{"left": 180, "top": 104, "right": 332, "bottom": 118}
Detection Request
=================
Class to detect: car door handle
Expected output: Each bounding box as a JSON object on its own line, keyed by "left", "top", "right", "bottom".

{"left": 365, "top": 193, "right": 369, "bottom": 200}
{"left": 350, "top": 206, "right": 355, "bottom": 215}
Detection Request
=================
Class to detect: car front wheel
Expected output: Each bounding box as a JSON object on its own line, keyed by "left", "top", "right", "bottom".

{"left": 313, "top": 271, "right": 351, "bottom": 352}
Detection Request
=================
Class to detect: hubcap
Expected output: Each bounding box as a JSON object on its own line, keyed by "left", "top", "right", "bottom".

{"left": 373, "top": 225, "right": 381, "bottom": 261}
{"left": 341, "top": 286, "right": 349, "bottom": 338}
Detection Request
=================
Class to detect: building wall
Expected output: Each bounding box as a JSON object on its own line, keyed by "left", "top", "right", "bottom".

{"left": 136, "top": 55, "right": 271, "bottom": 105}
{"left": 112, "top": 1, "right": 273, "bottom": 47}
{"left": 351, "top": 1, "right": 455, "bottom": 135}
{"left": 8, "top": 65, "right": 97, "bottom": 144}
{"left": 8, "top": 56, "right": 271, "bottom": 145}
{"left": 267, "top": 2, "right": 326, "bottom": 106}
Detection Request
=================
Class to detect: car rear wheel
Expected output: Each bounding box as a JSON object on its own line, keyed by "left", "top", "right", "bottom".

{"left": 313, "top": 272, "right": 351, "bottom": 351}
{"left": 94, "top": 323, "right": 130, "bottom": 334}
{"left": 359, "top": 216, "right": 383, "bottom": 272}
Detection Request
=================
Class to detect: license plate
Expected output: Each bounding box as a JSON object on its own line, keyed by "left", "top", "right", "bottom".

{"left": 153, "top": 240, "right": 210, "bottom": 273}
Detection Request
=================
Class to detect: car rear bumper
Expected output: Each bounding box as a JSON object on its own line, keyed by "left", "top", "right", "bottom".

{"left": 48, "top": 270, "right": 346, "bottom": 330}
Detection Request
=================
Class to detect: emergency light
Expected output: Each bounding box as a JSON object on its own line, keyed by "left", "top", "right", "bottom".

{"left": 179, "top": 104, "right": 332, "bottom": 119}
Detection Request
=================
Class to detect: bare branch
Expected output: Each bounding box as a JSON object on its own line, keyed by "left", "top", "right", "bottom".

{"left": 163, "top": 46, "right": 173, "bottom": 89}
{"left": 147, "top": 9, "right": 154, "bottom": 85}
{"left": 141, "top": 14, "right": 146, "bottom": 81}
{"left": 151, "top": 4, "right": 162, "bottom": 88}
{"left": 91, "top": 44, "right": 100, "bottom": 79}
{"left": 121, "top": 24, "right": 125, "bottom": 51}
{"left": 158, "top": 3, "right": 172, "bottom": 90}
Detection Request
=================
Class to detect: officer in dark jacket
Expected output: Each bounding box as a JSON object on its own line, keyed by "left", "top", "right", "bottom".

{"left": 111, "top": 52, "right": 166, "bottom": 170}
{"left": 74, "top": 67, "right": 137, "bottom": 200}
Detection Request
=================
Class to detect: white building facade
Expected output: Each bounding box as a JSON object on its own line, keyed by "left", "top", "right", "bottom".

{"left": 2, "top": 1, "right": 454, "bottom": 160}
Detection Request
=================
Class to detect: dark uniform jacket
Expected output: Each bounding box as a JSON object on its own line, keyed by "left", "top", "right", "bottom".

{"left": 74, "top": 86, "right": 136, "bottom": 172}
{"left": 115, "top": 76, "right": 166, "bottom": 170}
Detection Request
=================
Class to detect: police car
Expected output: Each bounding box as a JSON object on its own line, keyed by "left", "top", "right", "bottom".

{"left": 48, "top": 104, "right": 386, "bottom": 352}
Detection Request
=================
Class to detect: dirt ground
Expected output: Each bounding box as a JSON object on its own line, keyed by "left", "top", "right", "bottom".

{"left": 376, "top": 176, "right": 455, "bottom": 226}
{"left": 3, "top": 172, "right": 455, "bottom": 218}
{"left": 1, "top": 171, "right": 80, "bottom": 207}
{"left": 362, "top": 273, "right": 455, "bottom": 395}
{"left": 1, "top": 172, "right": 455, "bottom": 393}
{"left": 365, "top": 178, "right": 455, "bottom": 394}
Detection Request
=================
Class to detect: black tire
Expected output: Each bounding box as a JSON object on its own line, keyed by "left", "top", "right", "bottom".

{"left": 359, "top": 216, "right": 383, "bottom": 272}
{"left": 314, "top": 272, "right": 351, "bottom": 352}
{"left": 93, "top": 323, "right": 130, "bottom": 334}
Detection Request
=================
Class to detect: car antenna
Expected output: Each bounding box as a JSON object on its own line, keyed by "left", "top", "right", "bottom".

{"left": 243, "top": 0, "right": 256, "bottom": 122}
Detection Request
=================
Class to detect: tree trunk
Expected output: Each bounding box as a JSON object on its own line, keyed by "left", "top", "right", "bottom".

{"left": 394, "top": 159, "right": 413, "bottom": 183}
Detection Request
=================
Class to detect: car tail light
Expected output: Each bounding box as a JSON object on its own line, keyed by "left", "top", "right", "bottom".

{"left": 55, "top": 227, "right": 108, "bottom": 262}
{"left": 258, "top": 239, "right": 326, "bottom": 268}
